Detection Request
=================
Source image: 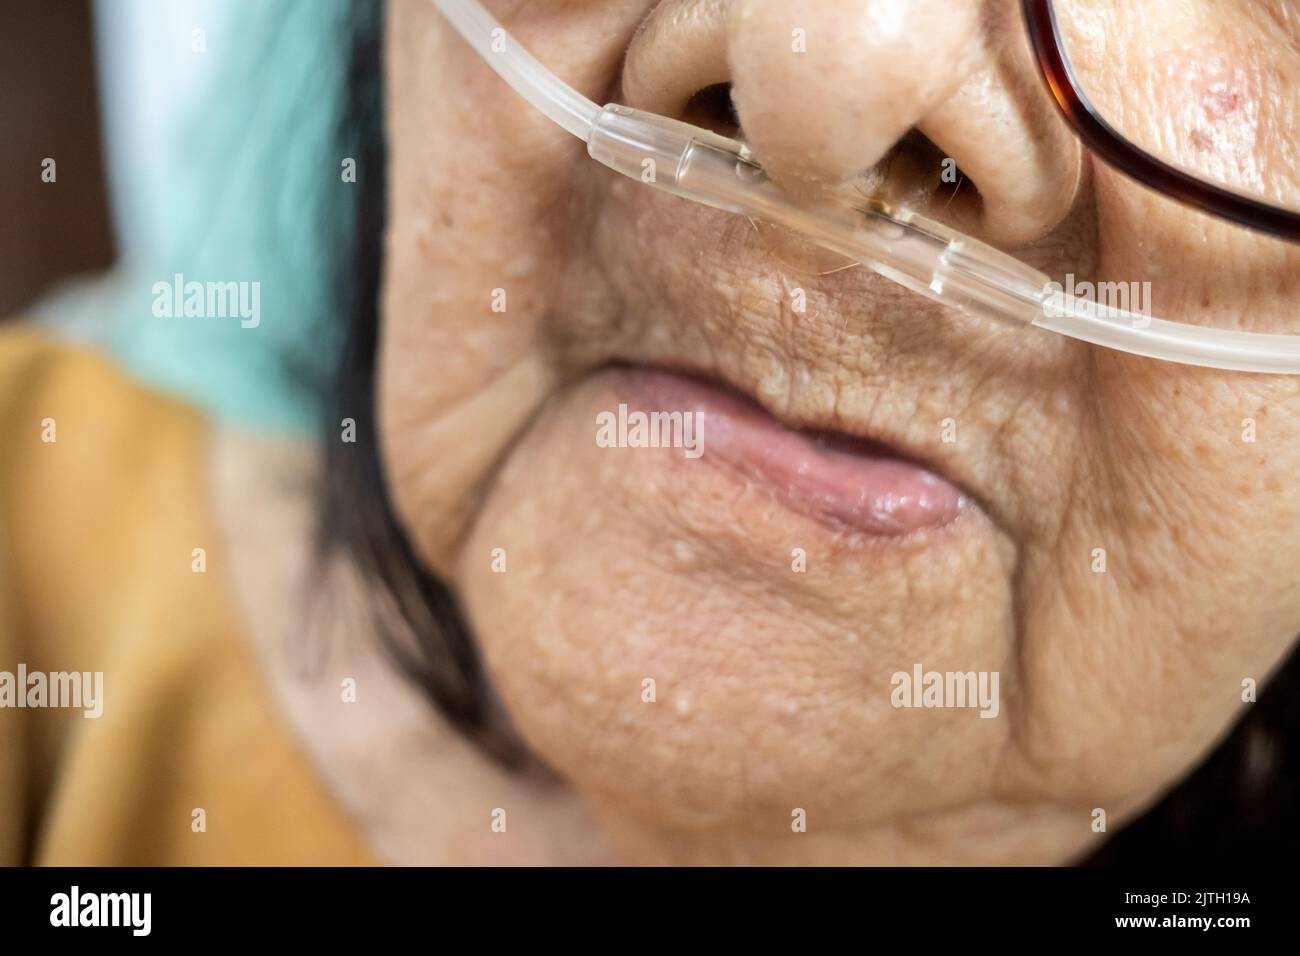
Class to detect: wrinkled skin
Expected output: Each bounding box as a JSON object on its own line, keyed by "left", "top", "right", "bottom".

{"left": 377, "top": 0, "right": 1300, "bottom": 863}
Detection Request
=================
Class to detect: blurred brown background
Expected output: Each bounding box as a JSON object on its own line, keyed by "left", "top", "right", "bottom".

{"left": 0, "top": 0, "right": 114, "bottom": 317}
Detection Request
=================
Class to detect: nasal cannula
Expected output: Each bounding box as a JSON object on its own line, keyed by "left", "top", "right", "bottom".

{"left": 432, "top": 0, "right": 1300, "bottom": 374}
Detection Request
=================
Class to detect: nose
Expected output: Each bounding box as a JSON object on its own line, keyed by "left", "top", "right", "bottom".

{"left": 621, "top": 0, "right": 1081, "bottom": 246}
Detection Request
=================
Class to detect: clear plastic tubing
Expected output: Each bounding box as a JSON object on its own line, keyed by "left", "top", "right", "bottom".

{"left": 431, "top": 0, "right": 1300, "bottom": 373}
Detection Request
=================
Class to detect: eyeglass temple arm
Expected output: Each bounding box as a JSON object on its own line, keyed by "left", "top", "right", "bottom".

{"left": 430, "top": 0, "right": 1300, "bottom": 374}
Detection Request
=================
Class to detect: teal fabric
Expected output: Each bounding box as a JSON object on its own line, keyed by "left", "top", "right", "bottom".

{"left": 101, "top": 0, "right": 362, "bottom": 434}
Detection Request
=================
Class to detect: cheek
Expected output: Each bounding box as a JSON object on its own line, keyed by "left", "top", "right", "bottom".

{"left": 377, "top": 109, "right": 587, "bottom": 568}
{"left": 378, "top": 0, "right": 649, "bottom": 566}
{"left": 1064, "top": 1, "right": 1298, "bottom": 193}
{"left": 1010, "top": 367, "right": 1300, "bottom": 800}
{"left": 1057, "top": 3, "right": 1300, "bottom": 320}
{"left": 454, "top": 371, "right": 1016, "bottom": 827}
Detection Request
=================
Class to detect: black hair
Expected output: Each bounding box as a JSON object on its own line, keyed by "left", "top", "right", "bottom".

{"left": 316, "top": 0, "right": 524, "bottom": 766}
{"left": 317, "top": 0, "right": 1300, "bottom": 861}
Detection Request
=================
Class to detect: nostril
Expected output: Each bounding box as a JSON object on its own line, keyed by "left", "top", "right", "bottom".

{"left": 904, "top": 130, "right": 979, "bottom": 209}
{"left": 677, "top": 84, "right": 987, "bottom": 234}
{"left": 683, "top": 82, "right": 741, "bottom": 139}
{"left": 858, "top": 129, "right": 984, "bottom": 231}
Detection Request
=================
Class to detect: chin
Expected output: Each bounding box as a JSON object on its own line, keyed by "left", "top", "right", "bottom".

{"left": 454, "top": 362, "right": 1035, "bottom": 864}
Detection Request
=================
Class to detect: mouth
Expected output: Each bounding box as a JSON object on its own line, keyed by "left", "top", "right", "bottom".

{"left": 611, "top": 365, "right": 971, "bottom": 539}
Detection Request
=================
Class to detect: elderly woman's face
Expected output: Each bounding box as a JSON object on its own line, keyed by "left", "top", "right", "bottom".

{"left": 377, "top": 0, "right": 1300, "bottom": 863}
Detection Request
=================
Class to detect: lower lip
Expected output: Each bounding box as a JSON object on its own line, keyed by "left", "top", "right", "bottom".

{"left": 620, "top": 368, "right": 967, "bottom": 537}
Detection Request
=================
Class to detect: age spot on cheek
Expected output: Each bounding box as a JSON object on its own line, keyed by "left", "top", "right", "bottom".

{"left": 1170, "top": 54, "right": 1262, "bottom": 175}
{"left": 1202, "top": 81, "right": 1245, "bottom": 120}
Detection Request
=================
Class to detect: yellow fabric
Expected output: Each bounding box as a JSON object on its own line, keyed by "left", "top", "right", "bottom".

{"left": 0, "top": 326, "right": 376, "bottom": 865}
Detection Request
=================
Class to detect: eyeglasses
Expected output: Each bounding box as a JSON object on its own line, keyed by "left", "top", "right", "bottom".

{"left": 431, "top": 0, "right": 1300, "bottom": 373}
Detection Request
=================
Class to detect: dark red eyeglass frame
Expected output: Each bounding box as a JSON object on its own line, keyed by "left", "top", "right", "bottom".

{"left": 1022, "top": 0, "right": 1300, "bottom": 243}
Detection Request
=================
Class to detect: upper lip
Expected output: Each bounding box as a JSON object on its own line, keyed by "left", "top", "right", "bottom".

{"left": 570, "top": 173, "right": 1063, "bottom": 544}
{"left": 590, "top": 325, "right": 1022, "bottom": 546}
